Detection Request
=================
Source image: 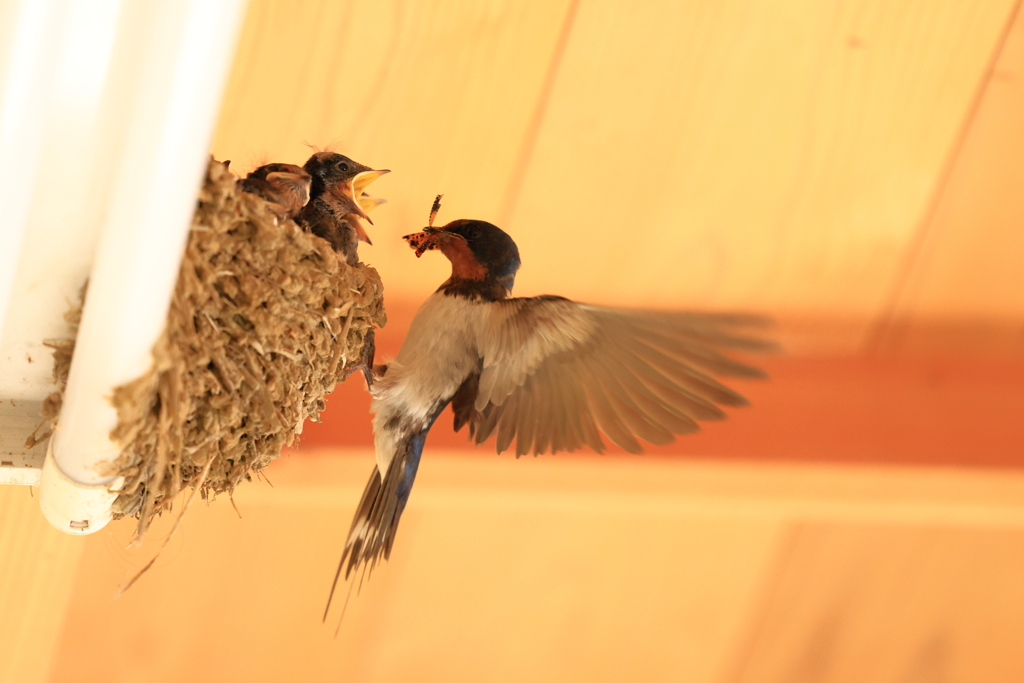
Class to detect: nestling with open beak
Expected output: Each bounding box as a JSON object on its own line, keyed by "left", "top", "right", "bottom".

{"left": 238, "top": 163, "right": 312, "bottom": 220}
{"left": 324, "top": 197, "right": 773, "bottom": 619}
{"left": 296, "top": 152, "right": 389, "bottom": 265}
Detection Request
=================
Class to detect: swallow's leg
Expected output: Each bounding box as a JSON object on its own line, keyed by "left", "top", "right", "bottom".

{"left": 359, "top": 329, "right": 376, "bottom": 389}
{"left": 340, "top": 329, "right": 377, "bottom": 390}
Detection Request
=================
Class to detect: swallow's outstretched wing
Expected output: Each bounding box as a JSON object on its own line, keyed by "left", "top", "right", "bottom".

{"left": 453, "top": 296, "right": 772, "bottom": 456}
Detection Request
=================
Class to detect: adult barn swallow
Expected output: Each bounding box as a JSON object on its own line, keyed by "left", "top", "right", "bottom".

{"left": 239, "top": 163, "right": 312, "bottom": 220}
{"left": 296, "top": 152, "right": 389, "bottom": 266}
{"left": 325, "top": 212, "right": 770, "bottom": 616}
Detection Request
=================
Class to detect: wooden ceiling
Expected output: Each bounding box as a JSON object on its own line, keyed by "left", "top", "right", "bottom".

{"left": 7, "top": 2, "right": 1024, "bottom": 683}
{"left": 40, "top": 455, "right": 1024, "bottom": 683}
{"left": 210, "top": 0, "right": 1024, "bottom": 470}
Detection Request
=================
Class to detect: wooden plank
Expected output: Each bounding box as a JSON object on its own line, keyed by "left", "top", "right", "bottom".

{"left": 728, "top": 523, "right": 1024, "bottom": 683}
{"left": 47, "top": 454, "right": 786, "bottom": 683}
{"left": 47, "top": 454, "right": 1024, "bottom": 683}
{"left": 872, "top": 4, "right": 1024, "bottom": 356}
{"left": 0, "top": 486, "right": 84, "bottom": 683}
{"left": 506, "top": 0, "right": 1016, "bottom": 327}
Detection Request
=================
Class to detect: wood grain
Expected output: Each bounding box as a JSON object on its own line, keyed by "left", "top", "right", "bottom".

{"left": 47, "top": 453, "right": 1024, "bottom": 683}
{"left": 729, "top": 523, "right": 1024, "bottom": 683}
{"left": 872, "top": 2, "right": 1024, "bottom": 356}
{"left": 0, "top": 487, "right": 85, "bottom": 683}
{"left": 50, "top": 454, "right": 786, "bottom": 683}
{"left": 507, "top": 0, "right": 1017, "bottom": 321}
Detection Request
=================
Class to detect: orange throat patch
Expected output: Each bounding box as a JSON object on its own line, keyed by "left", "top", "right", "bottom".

{"left": 440, "top": 238, "right": 487, "bottom": 280}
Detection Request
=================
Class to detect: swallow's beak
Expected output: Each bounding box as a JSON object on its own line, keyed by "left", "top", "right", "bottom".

{"left": 334, "top": 168, "right": 388, "bottom": 247}
{"left": 351, "top": 168, "right": 389, "bottom": 196}
{"left": 266, "top": 171, "right": 312, "bottom": 207}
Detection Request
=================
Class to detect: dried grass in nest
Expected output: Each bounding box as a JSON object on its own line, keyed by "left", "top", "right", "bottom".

{"left": 103, "top": 158, "right": 385, "bottom": 537}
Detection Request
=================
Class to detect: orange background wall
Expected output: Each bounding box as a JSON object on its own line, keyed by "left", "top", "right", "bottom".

{"left": 7, "top": 1, "right": 1024, "bottom": 682}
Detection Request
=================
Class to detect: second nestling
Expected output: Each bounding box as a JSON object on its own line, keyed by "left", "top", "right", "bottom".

{"left": 239, "top": 151, "right": 390, "bottom": 266}
{"left": 238, "top": 163, "right": 311, "bottom": 220}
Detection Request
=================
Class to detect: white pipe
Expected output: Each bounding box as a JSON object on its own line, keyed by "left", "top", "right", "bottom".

{"left": 0, "top": 0, "right": 123, "bottom": 405}
{"left": 38, "top": 0, "right": 247, "bottom": 535}
{"left": 0, "top": 0, "right": 56, "bottom": 345}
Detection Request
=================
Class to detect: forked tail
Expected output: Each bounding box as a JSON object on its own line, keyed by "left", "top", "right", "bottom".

{"left": 323, "top": 429, "right": 426, "bottom": 622}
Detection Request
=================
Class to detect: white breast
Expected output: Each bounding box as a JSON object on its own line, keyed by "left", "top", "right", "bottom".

{"left": 370, "top": 293, "right": 487, "bottom": 473}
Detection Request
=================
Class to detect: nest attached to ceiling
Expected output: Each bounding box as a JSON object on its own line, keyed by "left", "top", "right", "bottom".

{"left": 101, "top": 158, "right": 385, "bottom": 536}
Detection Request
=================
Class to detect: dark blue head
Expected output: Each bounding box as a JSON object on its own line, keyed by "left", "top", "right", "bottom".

{"left": 443, "top": 220, "right": 520, "bottom": 285}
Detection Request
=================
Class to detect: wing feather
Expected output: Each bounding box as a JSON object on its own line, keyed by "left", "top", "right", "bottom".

{"left": 533, "top": 377, "right": 559, "bottom": 454}
{"left": 605, "top": 329, "right": 730, "bottom": 418}
{"left": 471, "top": 400, "right": 501, "bottom": 445}
{"left": 581, "top": 365, "right": 645, "bottom": 453}
{"left": 599, "top": 352, "right": 702, "bottom": 436}
{"left": 515, "top": 380, "right": 538, "bottom": 457}
{"left": 586, "top": 347, "right": 675, "bottom": 446}
{"left": 612, "top": 319, "right": 767, "bottom": 378}
{"left": 621, "top": 332, "right": 750, "bottom": 406}
{"left": 456, "top": 298, "right": 767, "bottom": 456}
{"left": 495, "top": 391, "right": 520, "bottom": 453}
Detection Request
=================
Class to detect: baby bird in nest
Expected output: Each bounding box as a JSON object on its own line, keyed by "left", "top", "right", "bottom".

{"left": 239, "top": 163, "right": 312, "bottom": 221}
{"left": 296, "top": 152, "right": 389, "bottom": 266}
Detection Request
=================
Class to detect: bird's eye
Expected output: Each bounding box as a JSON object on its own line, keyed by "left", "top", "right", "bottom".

{"left": 337, "top": 162, "right": 349, "bottom": 172}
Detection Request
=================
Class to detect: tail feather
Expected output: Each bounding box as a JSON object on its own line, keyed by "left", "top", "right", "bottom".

{"left": 323, "top": 430, "right": 426, "bottom": 621}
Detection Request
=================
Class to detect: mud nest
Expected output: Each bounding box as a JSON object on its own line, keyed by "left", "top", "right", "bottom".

{"left": 97, "top": 159, "right": 384, "bottom": 534}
